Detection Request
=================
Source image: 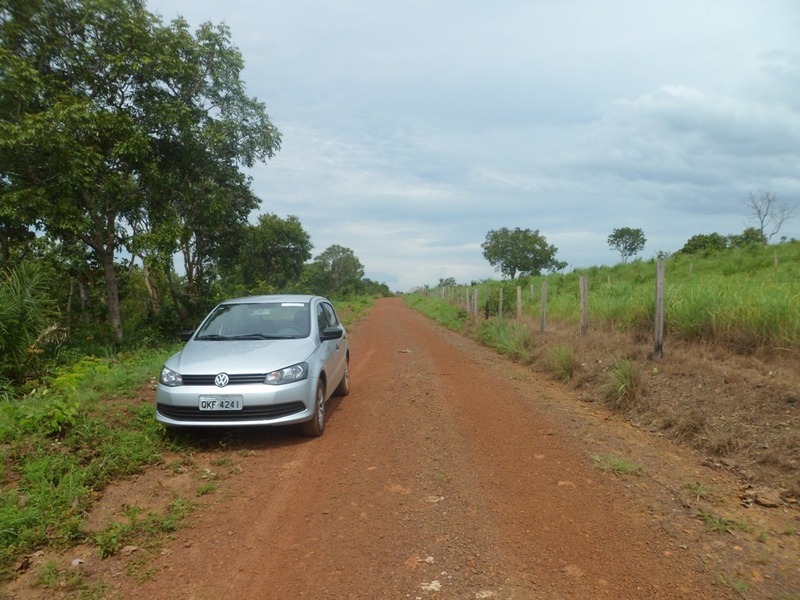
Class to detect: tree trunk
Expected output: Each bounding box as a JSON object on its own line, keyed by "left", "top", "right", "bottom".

{"left": 98, "top": 248, "right": 124, "bottom": 343}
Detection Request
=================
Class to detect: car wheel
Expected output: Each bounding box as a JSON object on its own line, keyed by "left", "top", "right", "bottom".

{"left": 334, "top": 361, "right": 350, "bottom": 396}
{"left": 302, "top": 381, "right": 326, "bottom": 437}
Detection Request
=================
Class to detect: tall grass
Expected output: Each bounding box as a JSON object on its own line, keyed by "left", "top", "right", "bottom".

{"left": 419, "top": 242, "right": 800, "bottom": 352}
{"left": 476, "top": 319, "right": 533, "bottom": 361}
{"left": 404, "top": 294, "right": 469, "bottom": 331}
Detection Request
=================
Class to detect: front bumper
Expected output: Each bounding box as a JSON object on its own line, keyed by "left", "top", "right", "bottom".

{"left": 155, "top": 379, "right": 315, "bottom": 427}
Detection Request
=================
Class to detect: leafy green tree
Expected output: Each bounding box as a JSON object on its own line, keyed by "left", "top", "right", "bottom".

{"left": 0, "top": 0, "right": 280, "bottom": 342}
{"left": 138, "top": 18, "right": 280, "bottom": 318}
{"left": 679, "top": 233, "right": 729, "bottom": 255}
{"left": 481, "top": 227, "right": 565, "bottom": 279}
{"left": 227, "top": 214, "right": 312, "bottom": 291}
{"left": 359, "top": 278, "right": 392, "bottom": 297}
{"left": 728, "top": 227, "right": 765, "bottom": 248}
{"left": 607, "top": 227, "right": 646, "bottom": 263}
{"left": 301, "top": 245, "right": 365, "bottom": 298}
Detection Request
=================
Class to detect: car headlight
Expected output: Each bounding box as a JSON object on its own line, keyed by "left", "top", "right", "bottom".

{"left": 265, "top": 362, "right": 308, "bottom": 385}
{"left": 160, "top": 366, "right": 183, "bottom": 387}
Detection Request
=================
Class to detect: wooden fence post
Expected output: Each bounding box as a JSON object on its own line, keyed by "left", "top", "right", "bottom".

{"left": 516, "top": 286, "right": 522, "bottom": 320}
{"left": 654, "top": 261, "right": 665, "bottom": 359}
{"left": 540, "top": 282, "right": 548, "bottom": 333}
{"left": 499, "top": 287, "right": 504, "bottom": 318}
{"left": 579, "top": 276, "right": 588, "bottom": 336}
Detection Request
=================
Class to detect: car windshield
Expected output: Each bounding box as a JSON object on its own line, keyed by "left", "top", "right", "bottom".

{"left": 195, "top": 302, "right": 311, "bottom": 340}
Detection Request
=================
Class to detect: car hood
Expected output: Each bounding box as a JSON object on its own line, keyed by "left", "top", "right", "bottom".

{"left": 165, "top": 338, "right": 318, "bottom": 375}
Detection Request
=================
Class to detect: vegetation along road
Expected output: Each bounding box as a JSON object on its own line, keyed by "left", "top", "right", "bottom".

{"left": 9, "top": 298, "right": 799, "bottom": 599}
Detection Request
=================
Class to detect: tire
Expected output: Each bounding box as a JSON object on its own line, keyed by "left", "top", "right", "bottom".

{"left": 302, "top": 381, "right": 326, "bottom": 437}
{"left": 334, "top": 360, "right": 350, "bottom": 397}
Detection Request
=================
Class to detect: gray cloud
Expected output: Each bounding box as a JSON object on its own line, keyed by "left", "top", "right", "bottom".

{"left": 150, "top": 0, "right": 800, "bottom": 290}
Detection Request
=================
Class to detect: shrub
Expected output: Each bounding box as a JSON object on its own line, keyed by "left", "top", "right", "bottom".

{"left": 603, "top": 358, "right": 642, "bottom": 410}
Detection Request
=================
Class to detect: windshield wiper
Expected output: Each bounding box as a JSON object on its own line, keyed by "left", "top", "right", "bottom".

{"left": 230, "top": 333, "right": 300, "bottom": 340}
{"left": 229, "top": 333, "right": 272, "bottom": 339}
{"left": 195, "top": 334, "right": 231, "bottom": 341}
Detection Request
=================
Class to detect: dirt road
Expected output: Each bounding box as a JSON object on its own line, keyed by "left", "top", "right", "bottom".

{"left": 115, "top": 298, "right": 737, "bottom": 599}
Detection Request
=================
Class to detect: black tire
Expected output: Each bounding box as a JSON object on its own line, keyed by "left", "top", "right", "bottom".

{"left": 334, "top": 360, "right": 350, "bottom": 397}
{"left": 302, "top": 381, "right": 326, "bottom": 437}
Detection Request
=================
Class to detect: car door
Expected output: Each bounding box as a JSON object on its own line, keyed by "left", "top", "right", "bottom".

{"left": 316, "top": 301, "right": 346, "bottom": 395}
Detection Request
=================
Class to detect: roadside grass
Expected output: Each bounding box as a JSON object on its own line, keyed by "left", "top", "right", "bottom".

{"left": 418, "top": 241, "right": 800, "bottom": 352}
{"left": 601, "top": 358, "right": 642, "bottom": 410}
{"left": 93, "top": 498, "right": 193, "bottom": 559}
{"left": 591, "top": 454, "right": 643, "bottom": 476}
{"left": 334, "top": 295, "right": 378, "bottom": 327}
{"left": 0, "top": 346, "right": 185, "bottom": 580}
{"left": 718, "top": 573, "right": 750, "bottom": 597}
{"left": 403, "top": 294, "right": 469, "bottom": 331}
{"left": 685, "top": 482, "right": 716, "bottom": 502}
{"left": 697, "top": 511, "right": 753, "bottom": 534}
{"left": 33, "top": 559, "right": 106, "bottom": 598}
{"left": 475, "top": 318, "right": 533, "bottom": 361}
{"left": 549, "top": 344, "right": 577, "bottom": 382}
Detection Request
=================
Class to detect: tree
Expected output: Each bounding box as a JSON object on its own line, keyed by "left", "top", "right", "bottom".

{"left": 728, "top": 227, "right": 765, "bottom": 248}
{"left": 301, "top": 245, "right": 365, "bottom": 298}
{"left": 745, "top": 191, "right": 795, "bottom": 244}
{"left": 679, "top": 233, "right": 728, "bottom": 255}
{"left": 481, "top": 227, "right": 565, "bottom": 279}
{"left": 607, "top": 227, "right": 646, "bottom": 263}
{"left": 0, "top": 0, "right": 280, "bottom": 342}
{"left": 228, "top": 214, "right": 312, "bottom": 291}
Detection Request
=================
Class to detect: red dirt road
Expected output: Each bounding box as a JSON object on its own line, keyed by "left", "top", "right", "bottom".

{"left": 117, "top": 298, "right": 735, "bottom": 599}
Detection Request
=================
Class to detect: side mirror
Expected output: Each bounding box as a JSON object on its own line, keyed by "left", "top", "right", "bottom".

{"left": 178, "top": 330, "right": 194, "bottom": 342}
{"left": 320, "top": 326, "right": 344, "bottom": 341}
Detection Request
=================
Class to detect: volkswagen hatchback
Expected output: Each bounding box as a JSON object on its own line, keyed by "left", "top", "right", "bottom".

{"left": 156, "top": 295, "right": 349, "bottom": 436}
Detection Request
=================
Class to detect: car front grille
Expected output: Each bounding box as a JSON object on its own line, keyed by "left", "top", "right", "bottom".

{"left": 181, "top": 373, "right": 267, "bottom": 386}
{"left": 156, "top": 401, "right": 306, "bottom": 422}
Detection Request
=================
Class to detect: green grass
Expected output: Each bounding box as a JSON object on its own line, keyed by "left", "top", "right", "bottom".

{"left": 415, "top": 241, "right": 800, "bottom": 353}
{"left": 0, "top": 346, "right": 185, "bottom": 579}
{"left": 685, "top": 482, "right": 715, "bottom": 502}
{"left": 475, "top": 318, "right": 533, "bottom": 361}
{"left": 334, "top": 295, "right": 379, "bottom": 327}
{"left": 591, "top": 454, "right": 643, "bottom": 476}
{"left": 403, "top": 294, "right": 469, "bottom": 331}
{"left": 698, "top": 511, "right": 752, "bottom": 534}
{"left": 93, "top": 498, "right": 193, "bottom": 559}
{"left": 549, "top": 344, "right": 577, "bottom": 382}
{"left": 602, "top": 358, "right": 642, "bottom": 409}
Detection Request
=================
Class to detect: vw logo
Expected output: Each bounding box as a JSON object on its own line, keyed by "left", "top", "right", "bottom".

{"left": 214, "top": 373, "right": 230, "bottom": 387}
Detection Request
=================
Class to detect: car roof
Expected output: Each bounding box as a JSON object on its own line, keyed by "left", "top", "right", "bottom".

{"left": 219, "top": 294, "right": 323, "bottom": 305}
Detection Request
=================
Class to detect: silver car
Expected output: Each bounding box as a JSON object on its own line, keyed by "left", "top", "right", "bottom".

{"left": 156, "top": 295, "right": 350, "bottom": 436}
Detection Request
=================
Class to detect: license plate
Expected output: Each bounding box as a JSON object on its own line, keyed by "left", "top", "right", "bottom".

{"left": 198, "top": 395, "right": 243, "bottom": 411}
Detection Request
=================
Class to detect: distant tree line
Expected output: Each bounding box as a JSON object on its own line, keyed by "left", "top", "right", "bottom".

{"left": 476, "top": 191, "right": 795, "bottom": 284}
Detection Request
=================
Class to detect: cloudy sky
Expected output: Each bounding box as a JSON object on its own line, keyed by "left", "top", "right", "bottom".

{"left": 148, "top": 0, "right": 800, "bottom": 291}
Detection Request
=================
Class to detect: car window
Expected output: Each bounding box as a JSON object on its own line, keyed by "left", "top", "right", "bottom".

{"left": 316, "top": 304, "right": 328, "bottom": 332}
{"left": 197, "top": 302, "right": 310, "bottom": 338}
{"left": 322, "top": 303, "right": 339, "bottom": 327}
